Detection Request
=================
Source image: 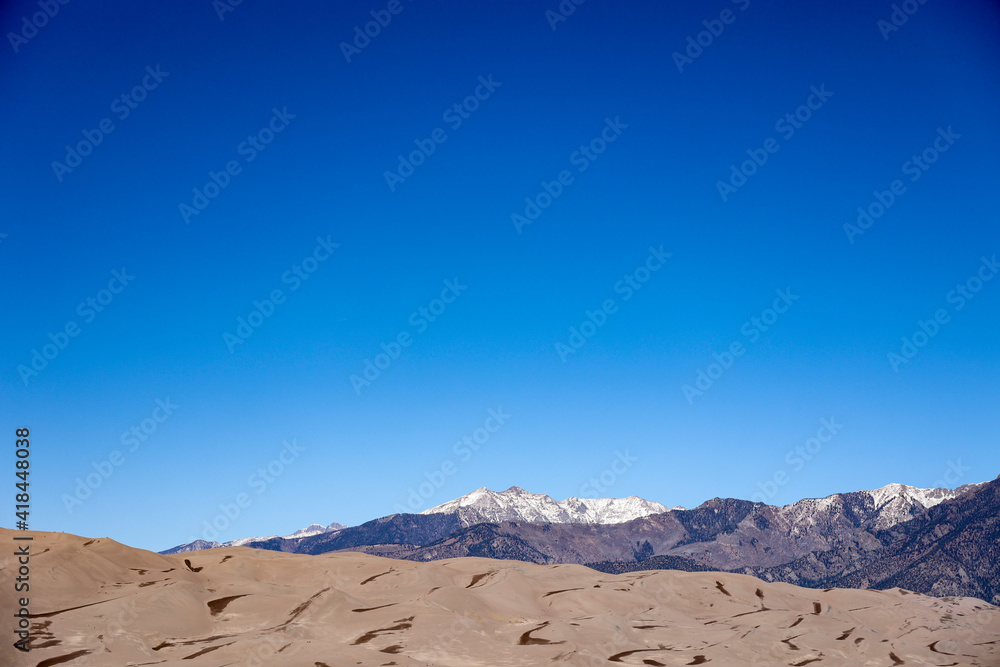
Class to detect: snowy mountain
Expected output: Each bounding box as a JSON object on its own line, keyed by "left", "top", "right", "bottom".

{"left": 419, "top": 486, "right": 670, "bottom": 526}
{"left": 860, "top": 482, "right": 982, "bottom": 529}
{"left": 283, "top": 522, "right": 347, "bottom": 539}
{"left": 765, "top": 482, "right": 984, "bottom": 537}
{"left": 161, "top": 539, "right": 221, "bottom": 554}
{"left": 161, "top": 521, "right": 345, "bottom": 555}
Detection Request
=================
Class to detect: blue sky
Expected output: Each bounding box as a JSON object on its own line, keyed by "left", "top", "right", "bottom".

{"left": 2, "top": 0, "right": 998, "bottom": 552}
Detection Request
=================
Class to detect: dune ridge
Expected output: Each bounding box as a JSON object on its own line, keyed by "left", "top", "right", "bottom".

{"left": 3, "top": 529, "right": 999, "bottom": 666}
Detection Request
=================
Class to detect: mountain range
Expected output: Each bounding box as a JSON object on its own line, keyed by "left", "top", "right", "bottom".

{"left": 160, "top": 521, "right": 346, "bottom": 554}
{"left": 161, "top": 478, "right": 999, "bottom": 603}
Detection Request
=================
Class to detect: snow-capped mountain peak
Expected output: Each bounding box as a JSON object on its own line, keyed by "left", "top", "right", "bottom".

{"left": 226, "top": 521, "right": 346, "bottom": 545}
{"left": 282, "top": 522, "right": 346, "bottom": 539}
{"left": 866, "top": 482, "right": 968, "bottom": 510}
{"left": 859, "top": 481, "right": 982, "bottom": 529}
{"left": 160, "top": 521, "right": 346, "bottom": 554}
{"left": 286, "top": 524, "right": 327, "bottom": 538}
{"left": 225, "top": 535, "right": 277, "bottom": 547}
{"left": 420, "top": 486, "right": 670, "bottom": 526}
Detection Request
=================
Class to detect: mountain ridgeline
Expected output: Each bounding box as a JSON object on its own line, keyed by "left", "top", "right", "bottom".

{"left": 161, "top": 479, "right": 999, "bottom": 603}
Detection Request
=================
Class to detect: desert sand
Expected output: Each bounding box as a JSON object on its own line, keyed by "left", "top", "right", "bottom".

{"left": 2, "top": 529, "right": 999, "bottom": 666}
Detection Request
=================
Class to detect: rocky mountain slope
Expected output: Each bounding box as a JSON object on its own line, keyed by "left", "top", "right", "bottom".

{"left": 737, "top": 476, "right": 1000, "bottom": 604}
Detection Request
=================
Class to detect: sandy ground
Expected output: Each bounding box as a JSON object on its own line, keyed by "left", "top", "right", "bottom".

{"left": 2, "top": 529, "right": 999, "bottom": 666}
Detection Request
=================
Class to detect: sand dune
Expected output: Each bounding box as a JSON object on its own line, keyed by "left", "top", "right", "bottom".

{"left": 3, "top": 529, "right": 999, "bottom": 666}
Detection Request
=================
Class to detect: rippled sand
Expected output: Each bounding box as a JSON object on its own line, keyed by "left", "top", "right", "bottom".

{"left": 4, "top": 529, "right": 999, "bottom": 666}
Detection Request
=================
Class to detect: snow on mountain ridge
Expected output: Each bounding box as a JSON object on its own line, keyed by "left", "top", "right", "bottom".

{"left": 771, "top": 481, "right": 979, "bottom": 510}
{"left": 420, "top": 486, "right": 670, "bottom": 525}
{"left": 865, "top": 482, "right": 972, "bottom": 510}
{"left": 765, "top": 481, "right": 985, "bottom": 534}
{"left": 860, "top": 481, "right": 983, "bottom": 529}
{"left": 219, "top": 522, "right": 346, "bottom": 548}
{"left": 283, "top": 522, "right": 346, "bottom": 539}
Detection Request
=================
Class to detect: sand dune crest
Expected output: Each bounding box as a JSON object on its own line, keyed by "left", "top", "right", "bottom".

{"left": 3, "top": 529, "right": 999, "bottom": 666}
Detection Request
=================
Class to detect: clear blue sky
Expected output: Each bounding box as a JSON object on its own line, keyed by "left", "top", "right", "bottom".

{"left": 2, "top": 0, "right": 998, "bottom": 552}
